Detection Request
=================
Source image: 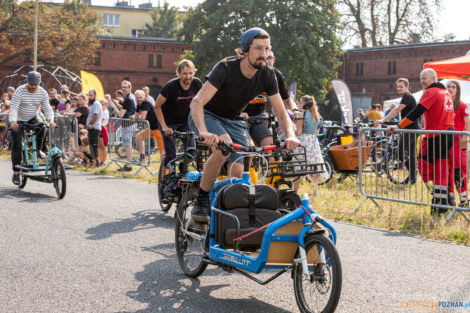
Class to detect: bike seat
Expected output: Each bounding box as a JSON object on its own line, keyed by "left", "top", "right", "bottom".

{"left": 215, "top": 184, "right": 281, "bottom": 249}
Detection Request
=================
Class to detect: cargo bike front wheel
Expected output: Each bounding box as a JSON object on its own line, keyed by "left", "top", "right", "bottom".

{"left": 293, "top": 233, "right": 342, "bottom": 313}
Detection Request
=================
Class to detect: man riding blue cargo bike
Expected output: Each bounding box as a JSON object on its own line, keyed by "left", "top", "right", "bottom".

{"left": 176, "top": 28, "right": 342, "bottom": 313}
{"left": 189, "top": 27, "right": 300, "bottom": 223}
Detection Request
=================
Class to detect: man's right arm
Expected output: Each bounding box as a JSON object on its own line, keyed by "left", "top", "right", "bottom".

{"left": 190, "top": 81, "right": 218, "bottom": 145}
{"left": 154, "top": 94, "right": 171, "bottom": 134}
{"left": 376, "top": 104, "right": 405, "bottom": 125}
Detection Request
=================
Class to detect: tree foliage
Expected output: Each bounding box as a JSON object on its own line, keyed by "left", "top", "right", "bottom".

{"left": 144, "top": 2, "right": 180, "bottom": 38}
{"left": 0, "top": 0, "right": 101, "bottom": 71}
{"left": 338, "top": 0, "right": 440, "bottom": 47}
{"left": 178, "top": 0, "right": 342, "bottom": 102}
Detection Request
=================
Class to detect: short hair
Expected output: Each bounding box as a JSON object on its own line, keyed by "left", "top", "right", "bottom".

{"left": 78, "top": 93, "right": 86, "bottom": 100}
{"left": 395, "top": 77, "right": 409, "bottom": 87}
{"left": 142, "top": 86, "right": 149, "bottom": 91}
{"left": 121, "top": 80, "right": 132, "bottom": 89}
{"left": 134, "top": 90, "right": 145, "bottom": 97}
{"left": 177, "top": 59, "right": 197, "bottom": 75}
{"left": 49, "top": 88, "right": 57, "bottom": 93}
{"left": 88, "top": 89, "right": 97, "bottom": 96}
{"left": 421, "top": 68, "right": 437, "bottom": 80}
{"left": 115, "top": 90, "right": 123, "bottom": 96}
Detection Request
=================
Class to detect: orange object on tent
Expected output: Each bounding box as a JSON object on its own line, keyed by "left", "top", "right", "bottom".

{"left": 424, "top": 55, "right": 470, "bottom": 81}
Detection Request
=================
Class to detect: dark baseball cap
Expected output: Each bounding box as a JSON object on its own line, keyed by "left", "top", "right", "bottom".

{"left": 27, "top": 71, "right": 41, "bottom": 85}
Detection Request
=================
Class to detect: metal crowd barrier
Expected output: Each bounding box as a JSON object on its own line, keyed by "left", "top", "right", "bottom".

{"left": 49, "top": 114, "right": 78, "bottom": 160}
{"left": 357, "top": 127, "right": 470, "bottom": 223}
{"left": 0, "top": 113, "right": 10, "bottom": 151}
{"left": 104, "top": 117, "right": 154, "bottom": 176}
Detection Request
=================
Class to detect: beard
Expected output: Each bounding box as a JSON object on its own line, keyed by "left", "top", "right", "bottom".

{"left": 182, "top": 78, "right": 192, "bottom": 86}
{"left": 249, "top": 57, "right": 265, "bottom": 70}
{"left": 88, "top": 98, "right": 95, "bottom": 104}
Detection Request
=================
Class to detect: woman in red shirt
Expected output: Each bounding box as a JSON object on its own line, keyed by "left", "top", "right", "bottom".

{"left": 447, "top": 80, "right": 470, "bottom": 207}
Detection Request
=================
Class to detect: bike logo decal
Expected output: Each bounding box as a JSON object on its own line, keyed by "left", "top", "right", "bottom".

{"left": 219, "top": 253, "right": 251, "bottom": 266}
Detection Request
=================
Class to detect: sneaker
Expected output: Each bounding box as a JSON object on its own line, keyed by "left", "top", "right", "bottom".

{"left": 191, "top": 196, "right": 210, "bottom": 223}
{"left": 117, "top": 165, "right": 132, "bottom": 172}
{"left": 12, "top": 173, "right": 20, "bottom": 185}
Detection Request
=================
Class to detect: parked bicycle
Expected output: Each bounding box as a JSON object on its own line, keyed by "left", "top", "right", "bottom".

{"left": 175, "top": 139, "right": 342, "bottom": 313}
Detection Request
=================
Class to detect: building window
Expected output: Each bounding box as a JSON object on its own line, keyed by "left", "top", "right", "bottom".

{"left": 355, "top": 62, "right": 363, "bottom": 76}
{"left": 103, "top": 14, "right": 120, "bottom": 27}
{"left": 148, "top": 54, "right": 163, "bottom": 68}
{"left": 132, "top": 29, "right": 146, "bottom": 37}
{"left": 91, "top": 52, "right": 101, "bottom": 66}
{"left": 387, "top": 61, "right": 396, "bottom": 75}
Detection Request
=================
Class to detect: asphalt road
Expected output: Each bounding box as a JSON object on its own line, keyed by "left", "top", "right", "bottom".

{"left": 1, "top": 158, "right": 469, "bottom": 313}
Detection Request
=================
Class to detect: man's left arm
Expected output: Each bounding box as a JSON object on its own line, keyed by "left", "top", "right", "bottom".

{"left": 41, "top": 91, "right": 55, "bottom": 127}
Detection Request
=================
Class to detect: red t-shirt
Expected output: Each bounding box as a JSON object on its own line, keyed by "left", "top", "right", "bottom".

{"left": 419, "top": 86, "right": 454, "bottom": 134}
{"left": 454, "top": 101, "right": 470, "bottom": 131}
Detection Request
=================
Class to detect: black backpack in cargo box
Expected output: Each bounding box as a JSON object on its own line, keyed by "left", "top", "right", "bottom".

{"left": 215, "top": 183, "right": 282, "bottom": 250}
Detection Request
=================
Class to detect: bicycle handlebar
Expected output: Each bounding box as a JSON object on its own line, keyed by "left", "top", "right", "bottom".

{"left": 197, "top": 135, "right": 278, "bottom": 154}
{"left": 170, "top": 130, "right": 196, "bottom": 139}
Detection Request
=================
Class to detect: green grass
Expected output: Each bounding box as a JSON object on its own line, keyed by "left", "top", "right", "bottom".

{"left": 2, "top": 149, "right": 470, "bottom": 245}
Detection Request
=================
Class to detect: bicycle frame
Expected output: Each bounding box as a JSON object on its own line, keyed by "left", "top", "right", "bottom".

{"left": 184, "top": 169, "right": 338, "bottom": 274}
{"left": 19, "top": 125, "right": 62, "bottom": 177}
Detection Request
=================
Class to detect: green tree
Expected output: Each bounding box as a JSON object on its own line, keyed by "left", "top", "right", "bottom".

{"left": 178, "top": 0, "right": 342, "bottom": 102}
{"left": 0, "top": 0, "right": 101, "bottom": 71}
{"left": 144, "top": 2, "right": 180, "bottom": 38}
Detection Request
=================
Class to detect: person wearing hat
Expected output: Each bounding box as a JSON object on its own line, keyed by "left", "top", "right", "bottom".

{"left": 6, "top": 87, "right": 15, "bottom": 100}
{"left": 8, "top": 71, "right": 56, "bottom": 185}
{"left": 188, "top": 27, "right": 300, "bottom": 223}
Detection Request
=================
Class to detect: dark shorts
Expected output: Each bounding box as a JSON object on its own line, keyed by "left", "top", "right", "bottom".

{"left": 188, "top": 110, "right": 248, "bottom": 164}
{"left": 247, "top": 118, "right": 272, "bottom": 145}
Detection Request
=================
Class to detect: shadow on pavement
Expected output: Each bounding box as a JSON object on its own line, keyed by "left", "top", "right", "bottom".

{"left": 85, "top": 210, "right": 175, "bottom": 240}
{"left": 119, "top": 243, "right": 292, "bottom": 313}
{"left": 0, "top": 187, "right": 57, "bottom": 203}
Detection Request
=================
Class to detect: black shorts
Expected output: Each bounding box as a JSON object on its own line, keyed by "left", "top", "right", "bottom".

{"left": 247, "top": 119, "right": 272, "bottom": 145}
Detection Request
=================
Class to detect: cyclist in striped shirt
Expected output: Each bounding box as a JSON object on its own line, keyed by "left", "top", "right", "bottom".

{"left": 9, "top": 71, "right": 56, "bottom": 185}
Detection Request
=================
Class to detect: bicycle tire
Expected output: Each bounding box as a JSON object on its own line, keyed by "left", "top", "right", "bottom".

{"left": 175, "top": 182, "right": 208, "bottom": 277}
{"left": 385, "top": 146, "right": 410, "bottom": 184}
{"left": 318, "top": 159, "right": 333, "bottom": 186}
{"left": 157, "top": 163, "right": 173, "bottom": 212}
{"left": 52, "top": 158, "right": 66, "bottom": 199}
{"left": 293, "top": 233, "right": 342, "bottom": 313}
{"left": 18, "top": 173, "right": 27, "bottom": 189}
{"left": 370, "top": 139, "right": 387, "bottom": 173}
{"left": 280, "top": 190, "right": 301, "bottom": 211}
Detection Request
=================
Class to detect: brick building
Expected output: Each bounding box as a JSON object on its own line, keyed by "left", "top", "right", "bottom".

{"left": 340, "top": 40, "right": 470, "bottom": 115}
{"left": 89, "top": 35, "right": 193, "bottom": 98}
{"left": 0, "top": 35, "right": 193, "bottom": 99}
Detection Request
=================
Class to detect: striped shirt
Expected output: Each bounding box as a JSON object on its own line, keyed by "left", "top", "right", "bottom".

{"left": 9, "top": 84, "right": 53, "bottom": 122}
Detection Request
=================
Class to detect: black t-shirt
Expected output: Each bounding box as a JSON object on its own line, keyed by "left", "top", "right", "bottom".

{"left": 205, "top": 56, "right": 279, "bottom": 119}
{"left": 160, "top": 77, "right": 202, "bottom": 124}
{"left": 50, "top": 98, "right": 59, "bottom": 111}
{"left": 243, "top": 67, "right": 290, "bottom": 117}
{"left": 137, "top": 100, "right": 159, "bottom": 130}
{"left": 76, "top": 105, "right": 89, "bottom": 126}
{"left": 122, "top": 93, "right": 136, "bottom": 119}
{"left": 400, "top": 93, "right": 418, "bottom": 129}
